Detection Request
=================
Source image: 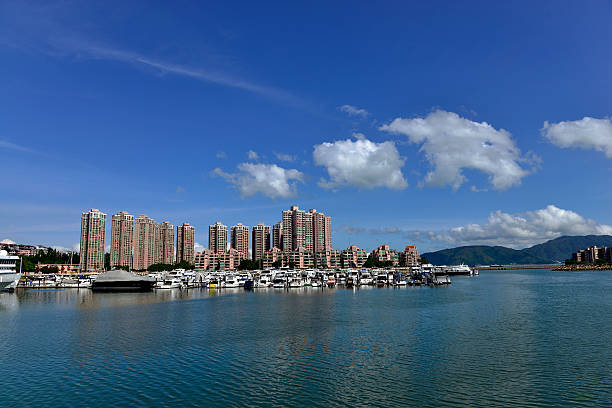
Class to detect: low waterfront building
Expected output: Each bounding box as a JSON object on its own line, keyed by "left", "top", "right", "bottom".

{"left": 194, "top": 248, "right": 246, "bottom": 271}
{"left": 341, "top": 245, "right": 368, "bottom": 267}
{"left": 315, "top": 249, "right": 341, "bottom": 269}
{"left": 262, "top": 247, "right": 285, "bottom": 269}
{"left": 372, "top": 244, "right": 399, "bottom": 266}
{"left": 35, "top": 264, "right": 80, "bottom": 274}
{"left": 399, "top": 245, "right": 420, "bottom": 267}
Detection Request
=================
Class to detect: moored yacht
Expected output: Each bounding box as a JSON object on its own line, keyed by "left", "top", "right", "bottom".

{"left": 0, "top": 250, "right": 22, "bottom": 291}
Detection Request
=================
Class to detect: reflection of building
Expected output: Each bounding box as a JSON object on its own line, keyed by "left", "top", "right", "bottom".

{"left": 231, "top": 223, "right": 249, "bottom": 260}
{"left": 157, "top": 221, "right": 175, "bottom": 265}
{"left": 176, "top": 222, "right": 195, "bottom": 264}
{"left": 399, "top": 245, "right": 420, "bottom": 266}
{"left": 133, "top": 215, "right": 157, "bottom": 270}
{"left": 110, "top": 211, "right": 134, "bottom": 269}
{"left": 341, "top": 245, "right": 368, "bottom": 267}
{"left": 252, "top": 223, "right": 270, "bottom": 261}
{"left": 209, "top": 222, "right": 227, "bottom": 253}
{"left": 80, "top": 209, "right": 106, "bottom": 273}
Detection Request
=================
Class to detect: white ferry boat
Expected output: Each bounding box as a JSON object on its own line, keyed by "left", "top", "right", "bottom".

{"left": 0, "top": 250, "right": 22, "bottom": 291}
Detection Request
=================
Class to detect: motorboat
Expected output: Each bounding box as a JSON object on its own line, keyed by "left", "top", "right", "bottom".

{"left": 156, "top": 278, "right": 182, "bottom": 289}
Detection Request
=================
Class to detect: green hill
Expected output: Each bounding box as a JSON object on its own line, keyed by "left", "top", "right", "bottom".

{"left": 421, "top": 235, "right": 612, "bottom": 265}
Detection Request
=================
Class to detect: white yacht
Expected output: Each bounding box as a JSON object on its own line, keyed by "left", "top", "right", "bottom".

{"left": 0, "top": 250, "right": 22, "bottom": 291}
{"left": 156, "top": 278, "right": 183, "bottom": 289}
{"left": 224, "top": 274, "right": 239, "bottom": 288}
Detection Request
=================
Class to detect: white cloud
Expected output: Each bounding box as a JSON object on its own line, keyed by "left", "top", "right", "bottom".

{"left": 274, "top": 152, "right": 295, "bottom": 162}
{"left": 420, "top": 205, "right": 612, "bottom": 249}
{"left": 194, "top": 242, "right": 205, "bottom": 253}
{"left": 380, "top": 110, "right": 534, "bottom": 191}
{"left": 313, "top": 134, "right": 407, "bottom": 190}
{"left": 339, "top": 105, "right": 369, "bottom": 118}
{"left": 247, "top": 150, "right": 259, "bottom": 160}
{"left": 216, "top": 151, "right": 227, "bottom": 159}
{"left": 542, "top": 117, "right": 612, "bottom": 158}
{"left": 52, "top": 243, "right": 80, "bottom": 253}
{"left": 1, "top": 238, "right": 16, "bottom": 244}
{"left": 212, "top": 163, "right": 304, "bottom": 199}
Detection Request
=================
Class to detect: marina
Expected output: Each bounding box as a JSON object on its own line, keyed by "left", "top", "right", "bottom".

{"left": 12, "top": 263, "right": 467, "bottom": 291}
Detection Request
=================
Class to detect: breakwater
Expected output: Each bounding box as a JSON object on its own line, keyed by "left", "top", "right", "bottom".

{"left": 552, "top": 264, "right": 612, "bottom": 271}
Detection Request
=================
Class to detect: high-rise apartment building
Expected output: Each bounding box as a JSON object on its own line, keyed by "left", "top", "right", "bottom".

{"left": 231, "top": 223, "right": 249, "bottom": 259}
{"left": 272, "top": 221, "right": 283, "bottom": 250}
{"left": 209, "top": 222, "right": 228, "bottom": 253}
{"left": 157, "top": 221, "right": 175, "bottom": 265}
{"left": 310, "top": 209, "right": 332, "bottom": 252}
{"left": 176, "top": 222, "right": 195, "bottom": 264}
{"left": 80, "top": 209, "right": 107, "bottom": 273}
{"left": 281, "top": 206, "right": 332, "bottom": 252}
{"left": 110, "top": 211, "right": 134, "bottom": 269}
{"left": 133, "top": 215, "right": 158, "bottom": 270}
{"left": 252, "top": 223, "right": 270, "bottom": 261}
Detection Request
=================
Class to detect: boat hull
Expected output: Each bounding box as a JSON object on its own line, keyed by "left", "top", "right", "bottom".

{"left": 0, "top": 273, "right": 22, "bottom": 291}
{"left": 92, "top": 280, "right": 155, "bottom": 292}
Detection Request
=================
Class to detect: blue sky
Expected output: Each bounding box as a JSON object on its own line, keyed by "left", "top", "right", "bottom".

{"left": 2, "top": 0, "right": 612, "bottom": 253}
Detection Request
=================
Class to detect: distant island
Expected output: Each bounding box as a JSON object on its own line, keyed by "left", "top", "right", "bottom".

{"left": 421, "top": 235, "right": 612, "bottom": 266}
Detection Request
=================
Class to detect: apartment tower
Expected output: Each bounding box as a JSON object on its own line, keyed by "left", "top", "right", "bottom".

{"left": 157, "top": 221, "right": 175, "bottom": 265}
{"left": 231, "top": 223, "right": 249, "bottom": 260}
{"left": 252, "top": 223, "right": 270, "bottom": 261}
{"left": 272, "top": 221, "right": 283, "bottom": 250}
{"left": 110, "top": 211, "right": 134, "bottom": 269}
{"left": 176, "top": 222, "right": 195, "bottom": 264}
{"left": 281, "top": 206, "right": 331, "bottom": 252}
{"left": 79, "top": 209, "right": 107, "bottom": 273}
{"left": 133, "top": 215, "right": 158, "bottom": 270}
{"left": 209, "top": 222, "right": 228, "bottom": 253}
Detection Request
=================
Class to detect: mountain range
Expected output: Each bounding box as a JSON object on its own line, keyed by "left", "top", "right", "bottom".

{"left": 420, "top": 235, "right": 612, "bottom": 266}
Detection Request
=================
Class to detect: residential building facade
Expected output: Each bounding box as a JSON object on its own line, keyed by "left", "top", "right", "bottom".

{"left": 79, "top": 209, "right": 107, "bottom": 273}
{"left": 133, "top": 215, "right": 158, "bottom": 270}
{"left": 209, "top": 222, "right": 228, "bottom": 253}
{"left": 176, "top": 222, "right": 195, "bottom": 264}
{"left": 252, "top": 223, "right": 270, "bottom": 261}
{"left": 231, "top": 223, "right": 249, "bottom": 260}
{"left": 110, "top": 211, "right": 134, "bottom": 269}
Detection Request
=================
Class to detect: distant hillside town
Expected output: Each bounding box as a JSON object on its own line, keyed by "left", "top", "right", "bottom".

{"left": 73, "top": 205, "right": 422, "bottom": 273}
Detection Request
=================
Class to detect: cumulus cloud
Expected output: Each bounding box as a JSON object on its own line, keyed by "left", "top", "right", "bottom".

{"left": 542, "top": 117, "right": 612, "bottom": 158}
{"left": 194, "top": 242, "right": 205, "bottom": 253}
{"left": 274, "top": 152, "right": 296, "bottom": 162}
{"left": 1, "top": 238, "right": 16, "bottom": 244}
{"left": 52, "top": 243, "right": 80, "bottom": 253}
{"left": 247, "top": 150, "right": 259, "bottom": 160}
{"left": 313, "top": 134, "right": 407, "bottom": 190}
{"left": 212, "top": 163, "right": 304, "bottom": 199}
{"left": 418, "top": 205, "right": 612, "bottom": 249}
{"left": 380, "top": 110, "right": 534, "bottom": 191}
{"left": 339, "top": 105, "right": 369, "bottom": 118}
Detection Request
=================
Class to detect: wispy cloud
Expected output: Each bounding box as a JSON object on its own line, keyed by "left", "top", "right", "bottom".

{"left": 0, "top": 139, "right": 36, "bottom": 153}
{"left": 80, "top": 45, "right": 301, "bottom": 103}
{"left": 274, "top": 152, "right": 296, "bottom": 162}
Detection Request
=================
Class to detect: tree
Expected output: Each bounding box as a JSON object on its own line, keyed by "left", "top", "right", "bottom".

{"left": 272, "top": 260, "right": 283, "bottom": 268}
{"left": 175, "top": 260, "right": 195, "bottom": 270}
{"left": 288, "top": 261, "right": 296, "bottom": 269}
{"left": 147, "top": 263, "right": 174, "bottom": 272}
{"left": 40, "top": 265, "right": 59, "bottom": 274}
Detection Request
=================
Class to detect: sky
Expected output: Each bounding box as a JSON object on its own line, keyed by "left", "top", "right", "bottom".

{"left": 2, "top": 0, "right": 612, "bottom": 253}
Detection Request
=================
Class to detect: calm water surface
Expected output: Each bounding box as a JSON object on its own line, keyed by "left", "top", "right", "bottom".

{"left": 1, "top": 269, "right": 610, "bottom": 407}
